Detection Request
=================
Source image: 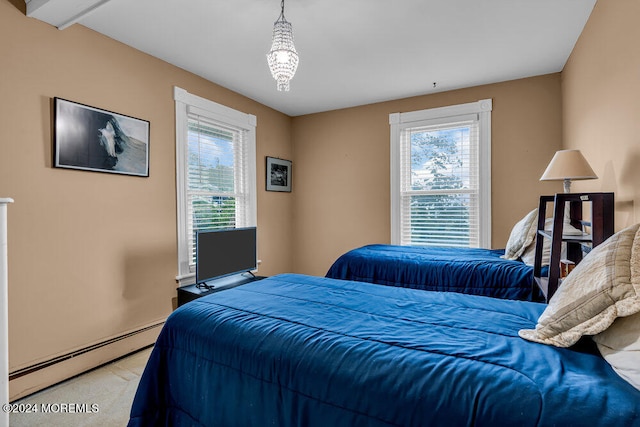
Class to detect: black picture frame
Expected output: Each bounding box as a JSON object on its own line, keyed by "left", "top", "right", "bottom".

{"left": 54, "top": 97, "right": 150, "bottom": 177}
{"left": 266, "top": 156, "right": 292, "bottom": 192}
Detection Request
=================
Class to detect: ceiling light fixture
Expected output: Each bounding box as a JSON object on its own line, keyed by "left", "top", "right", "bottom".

{"left": 267, "top": 0, "right": 299, "bottom": 91}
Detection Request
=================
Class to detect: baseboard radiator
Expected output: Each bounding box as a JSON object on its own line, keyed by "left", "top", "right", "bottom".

{"left": 9, "top": 320, "right": 164, "bottom": 401}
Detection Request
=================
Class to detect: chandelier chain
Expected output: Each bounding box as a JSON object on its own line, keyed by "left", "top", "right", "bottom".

{"left": 277, "top": 0, "right": 286, "bottom": 23}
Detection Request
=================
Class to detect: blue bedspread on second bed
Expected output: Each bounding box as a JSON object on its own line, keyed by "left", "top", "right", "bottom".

{"left": 129, "top": 274, "right": 639, "bottom": 426}
{"left": 326, "top": 244, "right": 540, "bottom": 300}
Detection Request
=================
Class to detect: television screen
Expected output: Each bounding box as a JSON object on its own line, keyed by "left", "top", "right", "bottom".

{"left": 196, "top": 227, "right": 257, "bottom": 285}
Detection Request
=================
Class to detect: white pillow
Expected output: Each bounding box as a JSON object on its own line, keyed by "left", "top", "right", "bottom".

{"left": 520, "top": 218, "right": 552, "bottom": 266}
{"left": 502, "top": 209, "right": 538, "bottom": 260}
{"left": 593, "top": 311, "right": 640, "bottom": 391}
{"left": 519, "top": 223, "right": 640, "bottom": 347}
{"left": 520, "top": 218, "right": 581, "bottom": 266}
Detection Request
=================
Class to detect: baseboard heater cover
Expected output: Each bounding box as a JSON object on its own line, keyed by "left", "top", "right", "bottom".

{"left": 9, "top": 321, "right": 164, "bottom": 381}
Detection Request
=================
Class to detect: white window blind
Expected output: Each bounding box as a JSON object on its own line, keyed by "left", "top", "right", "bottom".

{"left": 390, "top": 99, "right": 491, "bottom": 248}
{"left": 186, "top": 111, "right": 250, "bottom": 265}
{"left": 174, "top": 87, "right": 256, "bottom": 284}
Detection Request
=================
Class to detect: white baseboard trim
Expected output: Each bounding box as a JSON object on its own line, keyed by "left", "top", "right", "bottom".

{"left": 9, "top": 321, "right": 163, "bottom": 401}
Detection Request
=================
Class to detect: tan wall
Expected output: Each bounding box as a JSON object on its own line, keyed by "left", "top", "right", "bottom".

{"left": 1, "top": 0, "right": 293, "bottom": 399}
{"left": 562, "top": 0, "right": 640, "bottom": 230}
{"left": 291, "top": 74, "right": 564, "bottom": 276}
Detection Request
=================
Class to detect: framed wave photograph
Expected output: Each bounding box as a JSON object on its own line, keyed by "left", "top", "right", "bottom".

{"left": 266, "top": 156, "right": 292, "bottom": 192}
{"left": 54, "top": 98, "right": 150, "bottom": 177}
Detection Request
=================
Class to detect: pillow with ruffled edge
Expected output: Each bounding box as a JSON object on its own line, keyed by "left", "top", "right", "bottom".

{"left": 502, "top": 209, "right": 538, "bottom": 260}
{"left": 592, "top": 311, "right": 640, "bottom": 391}
{"left": 519, "top": 223, "right": 640, "bottom": 347}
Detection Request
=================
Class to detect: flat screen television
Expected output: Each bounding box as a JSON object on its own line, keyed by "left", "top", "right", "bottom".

{"left": 195, "top": 227, "right": 257, "bottom": 286}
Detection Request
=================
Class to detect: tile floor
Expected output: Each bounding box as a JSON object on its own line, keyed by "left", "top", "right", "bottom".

{"left": 10, "top": 346, "right": 152, "bottom": 427}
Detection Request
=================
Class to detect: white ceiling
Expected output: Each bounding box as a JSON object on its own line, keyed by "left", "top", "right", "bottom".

{"left": 26, "top": 0, "right": 597, "bottom": 117}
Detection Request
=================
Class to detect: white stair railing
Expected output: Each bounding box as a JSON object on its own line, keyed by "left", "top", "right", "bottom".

{"left": 0, "top": 198, "right": 13, "bottom": 427}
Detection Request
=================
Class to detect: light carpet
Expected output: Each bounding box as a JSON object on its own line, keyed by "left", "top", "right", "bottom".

{"left": 10, "top": 346, "right": 152, "bottom": 426}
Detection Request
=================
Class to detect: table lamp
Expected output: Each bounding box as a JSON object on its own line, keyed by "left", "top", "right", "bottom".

{"left": 540, "top": 149, "right": 597, "bottom": 193}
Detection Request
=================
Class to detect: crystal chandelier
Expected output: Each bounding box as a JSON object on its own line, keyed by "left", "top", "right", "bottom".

{"left": 266, "top": 0, "right": 299, "bottom": 91}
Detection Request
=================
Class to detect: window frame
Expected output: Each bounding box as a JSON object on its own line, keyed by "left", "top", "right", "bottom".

{"left": 174, "top": 87, "right": 257, "bottom": 285}
{"left": 389, "top": 99, "right": 492, "bottom": 248}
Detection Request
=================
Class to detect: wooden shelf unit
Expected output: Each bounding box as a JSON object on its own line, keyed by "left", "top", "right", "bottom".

{"left": 533, "top": 192, "right": 614, "bottom": 302}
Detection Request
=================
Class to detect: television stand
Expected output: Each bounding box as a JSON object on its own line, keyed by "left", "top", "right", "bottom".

{"left": 177, "top": 273, "right": 266, "bottom": 307}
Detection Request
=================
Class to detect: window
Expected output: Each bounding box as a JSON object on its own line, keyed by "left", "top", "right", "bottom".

{"left": 174, "top": 87, "right": 257, "bottom": 284}
{"left": 390, "top": 99, "right": 492, "bottom": 248}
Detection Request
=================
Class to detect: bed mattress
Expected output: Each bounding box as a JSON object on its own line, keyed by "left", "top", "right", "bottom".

{"left": 326, "top": 244, "right": 541, "bottom": 301}
{"left": 129, "top": 273, "right": 639, "bottom": 426}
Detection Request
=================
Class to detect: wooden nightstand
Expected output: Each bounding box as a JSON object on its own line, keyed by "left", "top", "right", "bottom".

{"left": 177, "top": 274, "right": 267, "bottom": 307}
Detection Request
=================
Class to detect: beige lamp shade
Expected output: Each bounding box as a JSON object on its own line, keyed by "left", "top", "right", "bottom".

{"left": 540, "top": 149, "right": 597, "bottom": 193}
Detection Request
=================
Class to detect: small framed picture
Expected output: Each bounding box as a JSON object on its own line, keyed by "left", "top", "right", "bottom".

{"left": 266, "top": 156, "right": 292, "bottom": 192}
{"left": 54, "top": 97, "right": 150, "bottom": 177}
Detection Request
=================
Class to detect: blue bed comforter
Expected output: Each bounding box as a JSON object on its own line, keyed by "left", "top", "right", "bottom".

{"left": 129, "top": 274, "right": 640, "bottom": 427}
{"left": 326, "top": 244, "right": 541, "bottom": 301}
